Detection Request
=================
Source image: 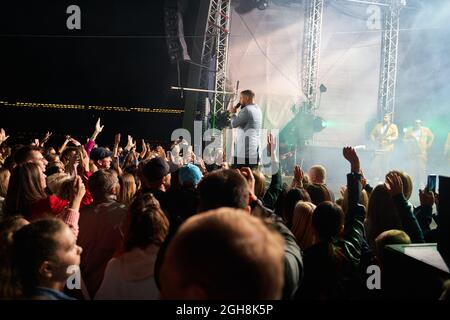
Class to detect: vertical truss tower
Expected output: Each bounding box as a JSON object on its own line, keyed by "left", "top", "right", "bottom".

{"left": 301, "top": 0, "right": 325, "bottom": 115}
{"left": 377, "top": 0, "right": 406, "bottom": 121}
{"left": 198, "top": 0, "right": 232, "bottom": 129}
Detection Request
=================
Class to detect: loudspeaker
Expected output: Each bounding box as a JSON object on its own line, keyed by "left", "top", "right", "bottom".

{"left": 164, "top": 0, "right": 191, "bottom": 64}
{"left": 438, "top": 175, "right": 450, "bottom": 268}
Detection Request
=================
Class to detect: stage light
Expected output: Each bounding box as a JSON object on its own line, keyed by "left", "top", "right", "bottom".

{"left": 313, "top": 116, "right": 327, "bottom": 132}
{"left": 255, "top": 0, "right": 269, "bottom": 10}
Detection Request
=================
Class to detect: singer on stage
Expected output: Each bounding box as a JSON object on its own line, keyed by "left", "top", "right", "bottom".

{"left": 229, "top": 89, "right": 263, "bottom": 169}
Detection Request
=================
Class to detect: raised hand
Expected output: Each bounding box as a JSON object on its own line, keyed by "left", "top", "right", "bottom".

{"left": 292, "top": 165, "right": 304, "bottom": 188}
{"left": 197, "top": 157, "right": 207, "bottom": 173}
{"left": 385, "top": 172, "right": 403, "bottom": 197}
{"left": 125, "top": 135, "right": 136, "bottom": 151}
{"left": 140, "top": 139, "right": 147, "bottom": 158}
{"left": 343, "top": 146, "right": 360, "bottom": 173}
{"left": 419, "top": 189, "right": 435, "bottom": 207}
{"left": 0, "top": 128, "right": 9, "bottom": 144}
{"left": 156, "top": 145, "right": 166, "bottom": 159}
{"left": 361, "top": 170, "right": 368, "bottom": 188}
{"left": 294, "top": 165, "right": 304, "bottom": 182}
{"left": 95, "top": 118, "right": 104, "bottom": 133}
{"left": 69, "top": 176, "right": 86, "bottom": 212}
{"left": 41, "top": 131, "right": 53, "bottom": 145}
{"left": 267, "top": 133, "right": 276, "bottom": 156}
{"left": 73, "top": 176, "right": 86, "bottom": 200}
{"left": 239, "top": 167, "right": 255, "bottom": 195}
{"left": 340, "top": 186, "right": 347, "bottom": 198}
{"left": 90, "top": 118, "right": 104, "bottom": 141}
{"left": 80, "top": 147, "right": 90, "bottom": 173}
{"left": 114, "top": 133, "right": 121, "bottom": 146}
{"left": 70, "top": 137, "right": 81, "bottom": 147}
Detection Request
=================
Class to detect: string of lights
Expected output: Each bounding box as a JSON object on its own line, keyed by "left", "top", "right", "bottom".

{"left": 0, "top": 100, "right": 184, "bottom": 114}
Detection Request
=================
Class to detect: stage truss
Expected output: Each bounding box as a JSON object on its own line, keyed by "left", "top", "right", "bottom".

{"left": 301, "top": 0, "right": 406, "bottom": 121}
{"left": 198, "top": 0, "right": 232, "bottom": 130}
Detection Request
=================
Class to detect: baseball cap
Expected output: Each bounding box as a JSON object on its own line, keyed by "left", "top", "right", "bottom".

{"left": 142, "top": 157, "right": 177, "bottom": 182}
{"left": 90, "top": 147, "right": 113, "bottom": 162}
{"left": 178, "top": 163, "right": 203, "bottom": 187}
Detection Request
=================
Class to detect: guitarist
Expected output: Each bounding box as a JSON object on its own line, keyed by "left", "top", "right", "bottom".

{"left": 370, "top": 113, "right": 399, "bottom": 183}
{"left": 404, "top": 120, "right": 434, "bottom": 189}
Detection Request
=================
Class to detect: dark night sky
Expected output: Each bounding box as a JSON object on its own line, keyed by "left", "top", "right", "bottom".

{"left": 0, "top": 0, "right": 199, "bottom": 145}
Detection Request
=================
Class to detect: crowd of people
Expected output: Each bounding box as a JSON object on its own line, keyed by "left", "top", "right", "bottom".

{"left": 0, "top": 118, "right": 448, "bottom": 300}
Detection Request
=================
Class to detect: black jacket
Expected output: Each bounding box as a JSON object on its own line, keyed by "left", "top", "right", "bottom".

{"left": 262, "top": 163, "right": 284, "bottom": 210}
{"left": 251, "top": 200, "right": 303, "bottom": 300}
{"left": 296, "top": 173, "right": 366, "bottom": 300}
{"left": 414, "top": 204, "right": 437, "bottom": 242}
{"left": 392, "top": 194, "right": 424, "bottom": 243}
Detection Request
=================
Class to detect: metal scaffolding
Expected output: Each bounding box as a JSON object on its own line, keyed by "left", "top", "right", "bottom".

{"left": 194, "top": 0, "right": 404, "bottom": 131}
{"left": 301, "top": 0, "right": 325, "bottom": 115}
{"left": 198, "top": 0, "right": 232, "bottom": 129}
{"left": 300, "top": 0, "right": 405, "bottom": 120}
{"left": 377, "top": 0, "right": 406, "bottom": 120}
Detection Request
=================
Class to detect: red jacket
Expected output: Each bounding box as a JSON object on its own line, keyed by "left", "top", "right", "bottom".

{"left": 30, "top": 195, "right": 80, "bottom": 237}
{"left": 31, "top": 195, "right": 68, "bottom": 219}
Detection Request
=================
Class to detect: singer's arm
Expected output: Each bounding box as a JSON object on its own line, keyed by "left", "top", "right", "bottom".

{"left": 230, "top": 106, "right": 249, "bottom": 129}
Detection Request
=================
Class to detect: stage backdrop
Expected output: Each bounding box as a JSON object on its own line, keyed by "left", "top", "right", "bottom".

{"left": 227, "top": 1, "right": 380, "bottom": 148}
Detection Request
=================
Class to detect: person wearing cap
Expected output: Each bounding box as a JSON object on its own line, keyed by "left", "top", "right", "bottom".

{"left": 178, "top": 163, "right": 203, "bottom": 188}
{"left": 164, "top": 164, "right": 203, "bottom": 230}
{"left": 140, "top": 157, "right": 177, "bottom": 213}
{"left": 90, "top": 147, "right": 113, "bottom": 170}
{"left": 404, "top": 120, "right": 434, "bottom": 189}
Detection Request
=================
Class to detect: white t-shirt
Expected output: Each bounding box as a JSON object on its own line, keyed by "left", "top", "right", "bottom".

{"left": 95, "top": 245, "right": 160, "bottom": 300}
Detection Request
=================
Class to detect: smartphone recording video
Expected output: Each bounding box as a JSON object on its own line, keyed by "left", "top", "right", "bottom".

{"left": 427, "top": 174, "right": 437, "bottom": 193}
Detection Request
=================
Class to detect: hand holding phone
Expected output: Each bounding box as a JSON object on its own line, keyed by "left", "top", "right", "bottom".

{"left": 427, "top": 174, "right": 437, "bottom": 193}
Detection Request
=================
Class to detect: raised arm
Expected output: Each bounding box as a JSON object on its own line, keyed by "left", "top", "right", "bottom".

{"left": 342, "top": 146, "right": 366, "bottom": 264}
{"left": 58, "top": 176, "right": 86, "bottom": 238}
{"left": 139, "top": 139, "right": 147, "bottom": 160}
{"left": 263, "top": 134, "right": 283, "bottom": 209}
{"left": 113, "top": 133, "right": 121, "bottom": 158}
{"left": 39, "top": 131, "right": 53, "bottom": 147}
{"left": 386, "top": 172, "right": 425, "bottom": 243}
{"left": 0, "top": 128, "right": 9, "bottom": 145}
{"left": 58, "top": 135, "right": 71, "bottom": 155}
{"left": 90, "top": 118, "right": 104, "bottom": 141}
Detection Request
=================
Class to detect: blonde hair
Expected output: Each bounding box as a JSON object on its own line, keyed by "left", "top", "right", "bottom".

{"left": 375, "top": 229, "right": 411, "bottom": 263}
{"left": 341, "top": 189, "right": 369, "bottom": 216}
{"left": 310, "top": 165, "right": 326, "bottom": 183}
{"left": 252, "top": 170, "right": 266, "bottom": 199}
{"left": 118, "top": 173, "right": 137, "bottom": 207}
{"left": 46, "top": 173, "right": 72, "bottom": 198}
{"left": 386, "top": 170, "right": 413, "bottom": 200}
{"left": 366, "top": 184, "right": 402, "bottom": 251}
{"left": 291, "top": 201, "right": 317, "bottom": 250}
